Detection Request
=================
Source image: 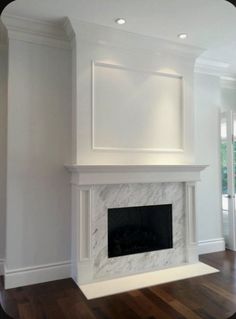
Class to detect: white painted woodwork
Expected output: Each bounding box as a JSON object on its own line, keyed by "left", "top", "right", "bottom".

{"left": 68, "top": 19, "right": 199, "bottom": 165}
{"left": 80, "top": 263, "right": 219, "bottom": 299}
{"left": 0, "top": 13, "right": 227, "bottom": 291}
{"left": 67, "top": 164, "right": 207, "bottom": 285}
{"left": 66, "top": 164, "right": 207, "bottom": 186}
{"left": 79, "top": 189, "right": 91, "bottom": 261}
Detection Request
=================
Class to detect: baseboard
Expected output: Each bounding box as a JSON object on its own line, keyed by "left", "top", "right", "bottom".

{"left": 4, "top": 261, "right": 71, "bottom": 289}
{"left": 198, "top": 238, "right": 225, "bottom": 255}
{"left": 0, "top": 259, "right": 5, "bottom": 276}
{"left": 2, "top": 238, "right": 225, "bottom": 289}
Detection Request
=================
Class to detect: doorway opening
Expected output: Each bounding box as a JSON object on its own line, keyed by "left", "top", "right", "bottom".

{"left": 221, "top": 111, "right": 236, "bottom": 250}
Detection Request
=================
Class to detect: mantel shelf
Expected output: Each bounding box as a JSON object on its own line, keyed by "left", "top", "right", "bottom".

{"left": 65, "top": 164, "right": 208, "bottom": 173}
{"left": 65, "top": 164, "right": 208, "bottom": 186}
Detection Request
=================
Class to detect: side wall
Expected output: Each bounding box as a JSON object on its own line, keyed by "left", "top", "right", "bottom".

{"left": 4, "top": 37, "right": 72, "bottom": 288}
{"left": 194, "top": 72, "right": 225, "bottom": 254}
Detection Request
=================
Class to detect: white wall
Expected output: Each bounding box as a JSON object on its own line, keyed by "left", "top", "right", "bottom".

{"left": 221, "top": 83, "right": 236, "bottom": 111}
{"left": 4, "top": 37, "right": 72, "bottom": 287}
{"left": 0, "top": 43, "right": 8, "bottom": 273}
{"left": 1, "top": 16, "right": 227, "bottom": 288}
{"left": 194, "top": 72, "right": 225, "bottom": 254}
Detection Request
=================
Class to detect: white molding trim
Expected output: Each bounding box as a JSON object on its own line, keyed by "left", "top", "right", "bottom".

{"left": 93, "top": 61, "right": 184, "bottom": 80}
{"left": 63, "top": 17, "right": 76, "bottom": 42}
{"left": 195, "top": 58, "right": 236, "bottom": 79}
{"left": 68, "top": 18, "right": 203, "bottom": 60}
{"left": 185, "top": 182, "right": 198, "bottom": 263}
{"left": 198, "top": 238, "right": 225, "bottom": 255}
{"left": 65, "top": 164, "right": 208, "bottom": 186}
{"left": 1, "top": 14, "right": 70, "bottom": 49}
{"left": 0, "top": 259, "right": 5, "bottom": 275}
{"left": 92, "top": 60, "right": 184, "bottom": 153}
{"left": 4, "top": 261, "right": 71, "bottom": 289}
{"left": 92, "top": 147, "right": 184, "bottom": 153}
{"left": 79, "top": 188, "right": 92, "bottom": 261}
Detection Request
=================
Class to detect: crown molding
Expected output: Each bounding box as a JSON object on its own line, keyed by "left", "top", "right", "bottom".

{"left": 1, "top": 14, "right": 70, "bottom": 49}
{"left": 195, "top": 57, "right": 235, "bottom": 78}
{"left": 63, "top": 17, "right": 75, "bottom": 42}
{"left": 68, "top": 18, "right": 203, "bottom": 61}
{"left": 195, "top": 58, "right": 236, "bottom": 88}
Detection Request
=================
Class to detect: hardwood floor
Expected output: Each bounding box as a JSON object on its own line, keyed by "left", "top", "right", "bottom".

{"left": 1, "top": 251, "right": 236, "bottom": 319}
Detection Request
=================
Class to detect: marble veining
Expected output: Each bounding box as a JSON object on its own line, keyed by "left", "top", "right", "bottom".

{"left": 91, "top": 182, "right": 186, "bottom": 279}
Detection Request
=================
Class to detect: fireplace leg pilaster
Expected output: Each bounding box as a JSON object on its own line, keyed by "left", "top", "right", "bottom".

{"left": 185, "top": 182, "right": 198, "bottom": 263}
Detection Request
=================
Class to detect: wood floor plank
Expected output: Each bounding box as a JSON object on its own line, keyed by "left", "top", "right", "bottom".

{"left": 141, "top": 288, "right": 186, "bottom": 319}
{"left": 18, "top": 303, "right": 37, "bottom": 319}
{"left": 121, "top": 289, "right": 172, "bottom": 319}
{"left": 202, "top": 281, "right": 236, "bottom": 303}
{"left": 1, "top": 251, "right": 236, "bottom": 319}
{"left": 150, "top": 286, "right": 204, "bottom": 319}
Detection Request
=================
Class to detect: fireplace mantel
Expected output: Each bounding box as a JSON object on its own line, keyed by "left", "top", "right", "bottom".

{"left": 65, "top": 164, "right": 208, "bottom": 185}
{"left": 66, "top": 163, "right": 208, "bottom": 287}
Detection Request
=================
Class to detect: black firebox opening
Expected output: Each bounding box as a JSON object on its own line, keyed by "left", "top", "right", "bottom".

{"left": 108, "top": 204, "right": 173, "bottom": 258}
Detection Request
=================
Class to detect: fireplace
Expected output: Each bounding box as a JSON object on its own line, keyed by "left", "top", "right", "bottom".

{"left": 108, "top": 204, "right": 173, "bottom": 258}
{"left": 66, "top": 164, "right": 207, "bottom": 285}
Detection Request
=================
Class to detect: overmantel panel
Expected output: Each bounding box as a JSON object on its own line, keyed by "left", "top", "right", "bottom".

{"left": 92, "top": 61, "right": 184, "bottom": 152}
{"left": 69, "top": 19, "right": 200, "bottom": 165}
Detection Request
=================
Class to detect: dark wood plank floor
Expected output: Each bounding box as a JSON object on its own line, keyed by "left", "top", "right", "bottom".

{"left": 1, "top": 251, "right": 236, "bottom": 319}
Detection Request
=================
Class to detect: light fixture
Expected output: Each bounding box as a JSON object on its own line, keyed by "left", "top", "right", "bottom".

{"left": 226, "top": 0, "right": 236, "bottom": 6}
{"left": 178, "top": 33, "right": 187, "bottom": 40}
{"left": 115, "top": 18, "right": 126, "bottom": 25}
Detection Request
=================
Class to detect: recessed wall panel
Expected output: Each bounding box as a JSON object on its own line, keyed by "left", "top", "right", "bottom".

{"left": 93, "top": 62, "right": 183, "bottom": 152}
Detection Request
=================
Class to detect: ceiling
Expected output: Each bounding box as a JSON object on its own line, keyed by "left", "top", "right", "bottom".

{"left": 3, "top": 0, "right": 236, "bottom": 74}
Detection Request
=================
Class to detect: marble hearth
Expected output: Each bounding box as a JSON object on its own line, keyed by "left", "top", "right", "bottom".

{"left": 66, "top": 165, "right": 207, "bottom": 286}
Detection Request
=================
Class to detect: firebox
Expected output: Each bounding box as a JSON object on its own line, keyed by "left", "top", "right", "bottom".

{"left": 108, "top": 204, "right": 173, "bottom": 258}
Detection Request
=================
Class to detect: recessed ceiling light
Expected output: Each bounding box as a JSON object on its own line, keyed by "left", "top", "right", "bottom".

{"left": 115, "top": 18, "right": 126, "bottom": 25}
{"left": 178, "top": 33, "right": 187, "bottom": 39}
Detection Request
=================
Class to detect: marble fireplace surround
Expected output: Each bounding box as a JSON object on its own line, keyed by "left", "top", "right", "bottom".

{"left": 66, "top": 164, "right": 207, "bottom": 286}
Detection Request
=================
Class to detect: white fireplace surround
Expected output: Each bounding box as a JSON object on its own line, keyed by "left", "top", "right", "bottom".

{"left": 66, "top": 164, "right": 207, "bottom": 286}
